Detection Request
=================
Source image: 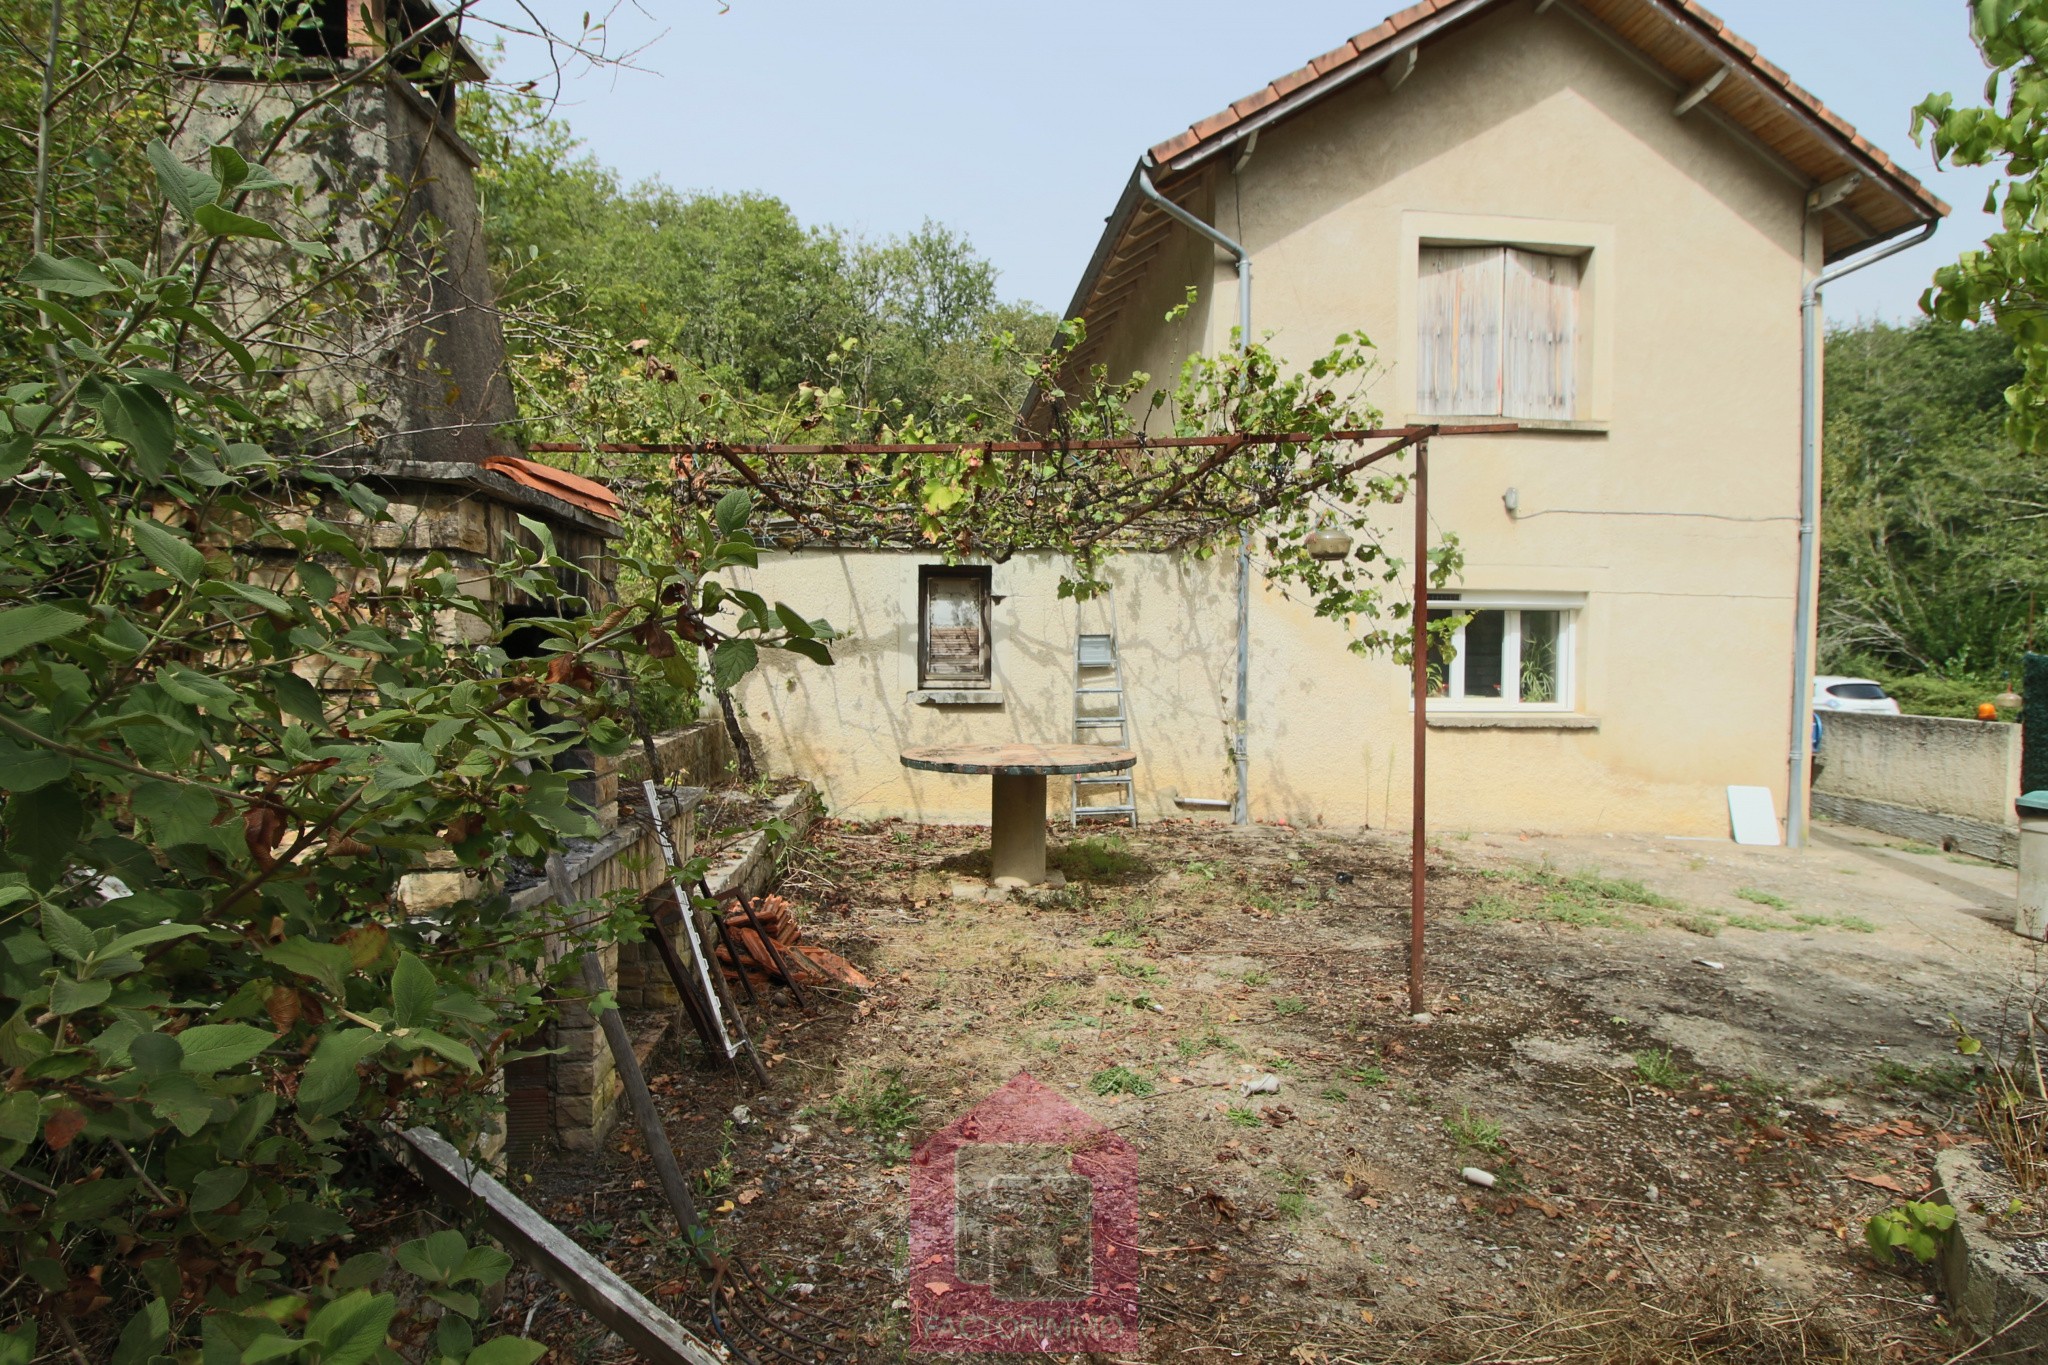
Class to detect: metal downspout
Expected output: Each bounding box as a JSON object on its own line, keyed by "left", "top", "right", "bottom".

{"left": 1787, "top": 219, "right": 1937, "bottom": 848}
{"left": 1136, "top": 162, "right": 1255, "bottom": 824}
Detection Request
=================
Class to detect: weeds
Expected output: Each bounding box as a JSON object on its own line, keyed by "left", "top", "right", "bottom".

{"left": 1089, "top": 1065, "right": 1155, "bottom": 1097}
{"left": 1553, "top": 869, "right": 1681, "bottom": 909}
{"left": 1320, "top": 1085, "right": 1349, "bottom": 1102}
{"left": 1464, "top": 866, "right": 1670, "bottom": 929}
{"left": 1347, "top": 1065, "right": 1390, "bottom": 1087}
{"left": 1109, "top": 956, "right": 1162, "bottom": 981}
{"left": 1271, "top": 1170, "right": 1313, "bottom": 1220}
{"left": 1633, "top": 1048, "right": 1689, "bottom": 1089}
{"left": 1055, "top": 836, "right": 1149, "bottom": 882}
{"left": 1736, "top": 887, "right": 1792, "bottom": 911}
{"left": 697, "top": 1121, "right": 737, "bottom": 1198}
{"left": 1444, "top": 1106, "right": 1506, "bottom": 1155}
{"left": 1023, "top": 983, "right": 1077, "bottom": 1016}
{"left": 1273, "top": 996, "right": 1308, "bottom": 1017}
{"left": 1461, "top": 892, "right": 1521, "bottom": 924}
{"left": 1225, "top": 1104, "right": 1261, "bottom": 1129}
{"left": 835, "top": 1068, "right": 925, "bottom": 1163}
{"left": 1240, "top": 968, "right": 1272, "bottom": 987}
{"left": 1178, "top": 1024, "right": 1245, "bottom": 1060}
{"left": 1091, "top": 928, "right": 1141, "bottom": 948}
{"left": 1738, "top": 1073, "right": 1782, "bottom": 1101}
{"left": 1873, "top": 1060, "right": 1975, "bottom": 1102}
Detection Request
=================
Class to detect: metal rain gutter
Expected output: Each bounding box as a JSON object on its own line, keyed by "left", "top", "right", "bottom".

{"left": 1136, "top": 162, "right": 1256, "bottom": 826}
{"left": 1786, "top": 217, "right": 1937, "bottom": 848}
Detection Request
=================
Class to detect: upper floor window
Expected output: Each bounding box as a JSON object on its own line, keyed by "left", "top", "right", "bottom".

{"left": 1417, "top": 246, "right": 1583, "bottom": 420}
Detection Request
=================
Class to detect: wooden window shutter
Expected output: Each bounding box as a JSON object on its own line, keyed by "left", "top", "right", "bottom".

{"left": 1503, "top": 249, "right": 1582, "bottom": 420}
{"left": 1417, "top": 246, "right": 1505, "bottom": 416}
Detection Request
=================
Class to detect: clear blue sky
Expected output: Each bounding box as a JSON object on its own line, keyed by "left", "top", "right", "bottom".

{"left": 492, "top": 1, "right": 1998, "bottom": 325}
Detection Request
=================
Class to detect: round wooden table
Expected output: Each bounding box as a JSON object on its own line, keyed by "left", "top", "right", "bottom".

{"left": 900, "top": 743, "right": 1138, "bottom": 885}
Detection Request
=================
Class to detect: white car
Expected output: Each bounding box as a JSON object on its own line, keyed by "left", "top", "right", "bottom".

{"left": 1813, "top": 675, "right": 1901, "bottom": 715}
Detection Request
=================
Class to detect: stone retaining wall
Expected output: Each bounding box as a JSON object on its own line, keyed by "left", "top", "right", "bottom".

{"left": 503, "top": 789, "right": 701, "bottom": 1152}
{"left": 1812, "top": 711, "right": 2021, "bottom": 865}
{"left": 511, "top": 771, "right": 818, "bottom": 1154}
{"left": 620, "top": 719, "right": 735, "bottom": 789}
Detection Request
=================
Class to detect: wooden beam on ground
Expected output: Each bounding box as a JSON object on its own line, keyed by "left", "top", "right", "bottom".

{"left": 387, "top": 1127, "right": 727, "bottom": 1365}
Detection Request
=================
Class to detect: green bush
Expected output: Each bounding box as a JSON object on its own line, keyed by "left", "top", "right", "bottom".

{"left": 1860, "top": 667, "right": 2016, "bottom": 720}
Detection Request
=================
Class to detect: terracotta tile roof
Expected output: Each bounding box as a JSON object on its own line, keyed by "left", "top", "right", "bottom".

{"left": 1036, "top": 0, "right": 1949, "bottom": 414}
{"left": 480, "top": 456, "right": 621, "bottom": 521}
{"left": 1143, "top": 0, "right": 1946, "bottom": 227}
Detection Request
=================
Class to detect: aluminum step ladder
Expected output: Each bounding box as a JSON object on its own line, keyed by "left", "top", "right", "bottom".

{"left": 1071, "top": 597, "right": 1137, "bottom": 827}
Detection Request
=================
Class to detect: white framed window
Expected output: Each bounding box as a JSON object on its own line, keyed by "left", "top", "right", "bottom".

{"left": 1417, "top": 245, "right": 1584, "bottom": 420}
{"left": 1423, "top": 593, "right": 1580, "bottom": 710}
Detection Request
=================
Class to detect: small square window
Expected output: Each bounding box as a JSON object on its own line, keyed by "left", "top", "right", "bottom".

{"left": 1424, "top": 594, "right": 1577, "bottom": 709}
{"left": 918, "top": 566, "right": 992, "bottom": 689}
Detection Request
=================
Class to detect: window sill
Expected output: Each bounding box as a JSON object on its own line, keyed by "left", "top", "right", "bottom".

{"left": 1426, "top": 712, "right": 1601, "bottom": 731}
{"left": 914, "top": 689, "right": 1004, "bottom": 707}
{"left": 1412, "top": 414, "right": 1609, "bottom": 435}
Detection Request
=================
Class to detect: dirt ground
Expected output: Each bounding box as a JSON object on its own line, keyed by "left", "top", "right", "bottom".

{"left": 505, "top": 815, "right": 2048, "bottom": 1363}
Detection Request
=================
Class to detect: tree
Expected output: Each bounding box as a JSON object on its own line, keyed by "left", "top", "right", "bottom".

{"left": 463, "top": 91, "right": 1056, "bottom": 435}
{"left": 0, "top": 6, "right": 831, "bottom": 1360}
{"left": 1915, "top": 0, "right": 2048, "bottom": 450}
{"left": 1820, "top": 319, "right": 2042, "bottom": 676}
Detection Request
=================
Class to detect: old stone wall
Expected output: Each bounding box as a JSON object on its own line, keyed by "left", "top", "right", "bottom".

{"left": 619, "top": 720, "right": 737, "bottom": 790}
{"left": 1812, "top": 712, "right": 2022, "bottom": 864}
{"left": 174, "top": 68, "right": 516, "bottom": 464}
{"left": 502, "top": 790, "right": 701, "bottom": 1152}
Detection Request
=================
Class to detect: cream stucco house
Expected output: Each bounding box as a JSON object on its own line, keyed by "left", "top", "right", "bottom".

{"left": 730, "top": 0, "right": 1947, "bottom": 839}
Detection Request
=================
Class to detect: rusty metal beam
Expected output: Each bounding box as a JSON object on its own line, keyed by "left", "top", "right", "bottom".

{"left": 1409, "top": 440, "right": 1430, "bottom": 1017}
{"left": 529, "top": 424, "right": 1516, "bottom": 460}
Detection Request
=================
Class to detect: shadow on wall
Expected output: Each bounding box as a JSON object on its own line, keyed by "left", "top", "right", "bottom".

{"left": 764, "top": 555, "right": 915, "bottom": 816}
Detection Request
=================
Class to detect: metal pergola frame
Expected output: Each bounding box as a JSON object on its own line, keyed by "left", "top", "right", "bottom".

{"left": 536, "top": 421, "right": 1518, "bottom": 1012}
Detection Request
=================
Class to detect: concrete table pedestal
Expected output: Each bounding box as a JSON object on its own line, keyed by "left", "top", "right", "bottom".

{"left": 901, "top": 744, "right": 1138, "bottom": 887}
{"left": 990, "top": 773, "right": 1050, "bottom": 883}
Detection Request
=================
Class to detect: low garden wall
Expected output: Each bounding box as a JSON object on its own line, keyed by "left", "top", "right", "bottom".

{"left": 1812, "top": 711, "right": 2021, "bottom": 865}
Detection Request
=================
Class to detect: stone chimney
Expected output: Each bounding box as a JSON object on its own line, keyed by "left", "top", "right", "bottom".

{"left": 176, "top": 0, "right": 515, "bottom": 465}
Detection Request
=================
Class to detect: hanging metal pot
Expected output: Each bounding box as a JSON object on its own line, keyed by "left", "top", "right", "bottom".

{"left": 1304, "top": 520, "right": 1353, "bottom": 562}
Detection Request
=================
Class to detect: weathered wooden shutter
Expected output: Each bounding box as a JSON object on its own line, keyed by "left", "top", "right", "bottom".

{"left": 1503, "top": 248, "right": 1581, "bottom": 420}
{"left": 1417, "top": 246, "right": 1505, "bottom": 416}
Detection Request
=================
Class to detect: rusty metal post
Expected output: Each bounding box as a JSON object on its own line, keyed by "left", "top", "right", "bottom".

{"left": 1409, "top": 441, "right": 1430, "bottom": 1016}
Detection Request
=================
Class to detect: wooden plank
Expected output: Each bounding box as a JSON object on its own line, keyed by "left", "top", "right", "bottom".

{"left": 1502, "top": 248, "right": 1581, "bottom": 421}
{"left": 544, "top": 857, "right": 711, "bottom": 1244}
{"left": 1099, "top": 247, "right": 1165, "bottom": 288}
{"left": 388, "top": 1127, "right": 728, "bottom": 1365}
{"left": 1417, "top": 246, "right": 1504, "bottom": 416}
